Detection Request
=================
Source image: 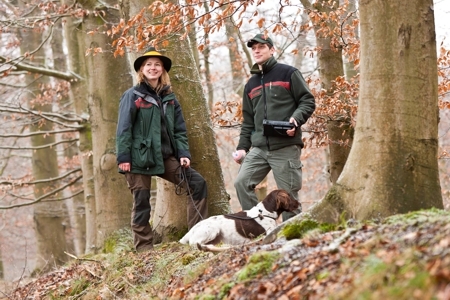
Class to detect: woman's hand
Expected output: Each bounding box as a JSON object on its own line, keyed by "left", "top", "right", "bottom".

{"left": 119, "top": 162, "right": 131, "bottom": 172}
{"left": 180, "top": 157, "right": 190, "bottom": 168}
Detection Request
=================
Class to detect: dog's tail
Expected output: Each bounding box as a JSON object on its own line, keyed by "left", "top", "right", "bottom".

{"left": 196, "top": 235, "right": 266, "bottom": 253}
{"left": 197, "top": 243, "right": 235, "bottom": 252}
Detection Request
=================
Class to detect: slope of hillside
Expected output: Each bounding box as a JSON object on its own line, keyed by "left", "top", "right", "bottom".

{"left": 4, "top": 209, "right": 450, "bottom": 300}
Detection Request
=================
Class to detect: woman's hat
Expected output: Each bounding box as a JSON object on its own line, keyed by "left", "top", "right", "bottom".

{"left": 133, "top": 47, "right": 172, "bottom": 72}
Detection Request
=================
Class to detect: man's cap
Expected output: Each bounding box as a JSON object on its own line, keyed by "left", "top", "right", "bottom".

{"left": 247, "top": 33, "right": 274, "bottom": 48}
{"left": 133, "top": 47, "right": 172, "bottom": 72}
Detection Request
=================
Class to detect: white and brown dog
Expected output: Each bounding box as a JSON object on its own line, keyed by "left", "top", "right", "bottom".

{"left": 179, "top": 189, "right": 299, "bottom": 250}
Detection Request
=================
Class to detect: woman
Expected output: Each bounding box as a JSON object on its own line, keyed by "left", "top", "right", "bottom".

{"left": 116, "top": 47, "right": 208, "bottom": 252}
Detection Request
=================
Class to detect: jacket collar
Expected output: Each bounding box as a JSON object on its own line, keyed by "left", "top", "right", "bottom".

{"left": 135, "top": 82, "right": 171, "bottom": 97}
{"left": 250, "top": 56, "right": 277, "bottom": 75}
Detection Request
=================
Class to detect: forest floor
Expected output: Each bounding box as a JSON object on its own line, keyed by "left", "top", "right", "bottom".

{"left": 2, "top": 208, "right": 450, "bottom": 300}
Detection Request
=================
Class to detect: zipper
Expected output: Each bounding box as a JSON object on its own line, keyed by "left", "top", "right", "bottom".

{"left": 261, "top": 72, "right": 270, "bottom": 151}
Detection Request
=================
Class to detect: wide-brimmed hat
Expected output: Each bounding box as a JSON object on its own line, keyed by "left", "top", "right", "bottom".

{"left": 247, "top": 33, "right": 274, "bottom": 48}
{"left": 133, "top": 47, "right": 172, "bottom": 72}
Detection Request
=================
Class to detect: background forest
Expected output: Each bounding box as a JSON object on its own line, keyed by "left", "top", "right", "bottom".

{"left": 0, "top": 0, "right": 449, "bottom": 285}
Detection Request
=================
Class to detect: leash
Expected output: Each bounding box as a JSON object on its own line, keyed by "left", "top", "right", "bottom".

{"left": 175, "top": 163, "right": 204, "bottom": 221}
{"left": 225, "top": 209, "right": 278, "bottom": 221}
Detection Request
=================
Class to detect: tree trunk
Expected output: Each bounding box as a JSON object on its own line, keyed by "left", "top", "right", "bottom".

{"left": 312, "top": 0, "right": 344, "bottom": 93}
{"left": 151, "top": 33, "right": 230, "bottom": 239}
{"left": 0, "top": 248, "right": 3, "bottom": 279}
{"left": 62, "top": 0, "right": 96, "bottom": 253}
{"left": 51, "top": 18, "right": 86, "bottom": 257}
{"left": 293, "top": 10, "right": 310, "bottom": 71}
{"left": 153, "top": 178, "right": 187, "bottom": 243}
{"left": 203, "top": 2, "right": 215, "bottom": 109}
{"left": 123, "top": 0, "right": 230, "bottom": 241}
{"left": 327, "top": 119, "right": 353, "bottom": 184}
{"left": 314, "top": 0, "right": 443, "bottom": 223}
{"left": 62, "top": 0, "right": 96, "bottom": 254}
{"left": 18, "top": 13, "right": 68, "bottom": 271}
{"left": 225, "top": 17, "right": 246, "bottom": 96}
{"left": 342, "top": 0, "right": 359, "bottom": 81}
{"left": 164, "top": 34, "right": 230, "bottom": 216}
{"left": 81, "top": 0, "right": 134, "bottom": 249}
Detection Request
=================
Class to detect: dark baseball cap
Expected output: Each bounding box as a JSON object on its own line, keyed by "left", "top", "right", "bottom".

{"left": 247, "top": 33, "right": 274, "bottom": 47}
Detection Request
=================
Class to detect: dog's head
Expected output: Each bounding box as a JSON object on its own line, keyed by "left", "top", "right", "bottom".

{"left": 262, "top": 189, "right": 299, "bottom": 215}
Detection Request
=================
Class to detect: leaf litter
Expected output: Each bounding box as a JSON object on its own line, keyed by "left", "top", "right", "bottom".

{"left": 3, "top": 208, "right": 450, "bottom": 300}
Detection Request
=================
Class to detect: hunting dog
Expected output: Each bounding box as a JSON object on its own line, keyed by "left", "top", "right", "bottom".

{"left": 179, "top": 189, "right": 299, "bottom": 250}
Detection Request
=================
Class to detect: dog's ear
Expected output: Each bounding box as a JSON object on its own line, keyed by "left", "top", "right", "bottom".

{"left": 275, "top": 190, "right": 289, "bottom": 210}
{"left": 276, "top": 190, "right": 299, "bottom": 211}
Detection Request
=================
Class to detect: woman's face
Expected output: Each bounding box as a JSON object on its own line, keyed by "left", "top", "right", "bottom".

{"left": 141, "top": 57, "right": 164, "bottom": 85}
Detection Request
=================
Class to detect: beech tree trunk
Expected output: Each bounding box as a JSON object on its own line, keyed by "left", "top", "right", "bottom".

{"left": 302, "top": 0, "right": 351, "bottom": 183}
{"left": 51, "top": 19, "right": 86, "bottom": 257}
{"left": 164, "top": 34, "right": 230, "bottom": 215}
{"left": 342, "top": 0, "right": 359, "bottom": 81}
{"left": 81, "top": 0, "right": 133, "bottom": 249}
{"left": 153, "top": 179, "right": 186, "bottom": 243}
{"left": 62, "top": 0, "right": 96, "bottom": 254}
{"left": 151, "top": 33, "right": 230, "bottom": 239}
{"left": 20, "top": 27, "right": 68, "bottom": 271}
{"left": 313, "top": 0, "right": 443, "bottom": 222}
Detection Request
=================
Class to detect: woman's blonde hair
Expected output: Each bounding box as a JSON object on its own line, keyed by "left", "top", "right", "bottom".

{"left": 136, "top": 57, "right": 172, "bottom": 94}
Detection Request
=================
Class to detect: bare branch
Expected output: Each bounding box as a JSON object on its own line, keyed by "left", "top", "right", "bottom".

{"left": 0, "top": 175, "right": 83, "bottom": 209}
{"left": 0, "top": 0, "right": 18, "bottom": 15}
{"left": 1, "top": 20, "right": 83, "bottom": 81}
{"left": 0, "top": 128, "right": 81, "bottom": 138}
{"left": 0, "top": 103, "right": 86, "bottom": 124}
{"left": 0, "top": 55, "right": 82, "bottom": 81}
{"left": 0, "top": 168, "right": 81, "bottom": 186}
{"left": 0, "top": 138, "right": 78, "bottom": 150}
{"left": 15, "top": 104, "right": 85, "bottom": 129}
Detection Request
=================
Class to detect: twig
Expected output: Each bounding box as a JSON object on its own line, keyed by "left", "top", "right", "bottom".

{"left": 0, "top": 138, "right": 79, "bottom": 150}
{"left": 324, "top": 227, "right": 358, "bottom": 253}
{"left": 0, "top": 168, "right": 82, "bottom": 186}
{"left": 0, "top": 175, "right": 83, "bottom": 209}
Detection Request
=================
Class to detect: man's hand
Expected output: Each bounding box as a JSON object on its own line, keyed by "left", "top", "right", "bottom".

{"left": 287, "top": 117, "right": 298, "bottom": 136}
{"left": 119, "top": 162, "right": 131, "bottom": 172}
{"left": 180, "top": 157, "right": 190, "bottom": 168}
{"left": 233, "top": 150, "right": 246, "bottom": 164}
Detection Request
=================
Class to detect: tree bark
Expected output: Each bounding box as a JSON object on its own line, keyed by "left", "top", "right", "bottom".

{"left": 164, "top": 33, "right": 230, "bottom": 216}
{"left": 52, "top": 18, "right": 87, "bottom": 257}
{"left": 342, "top": 0, "right": 359, "bottom": 81}
{"left": 20, "top": 27, "right": 68, "bottom": 271}
{"left": 302, "top": 0, "right": 352, "bottom": 183}
{"left": 153, "top": 178, "right": 187, "bottom": 243}
{"left": 62, "top": 0, "right": 96, "bottom": 254}
{"left": 81, "top": 0, "right": 134, "bottom": 249}
{"left": 202, "top": 2, "right": 214, "bottom": 109}
{"left": 315, "top": 0, "right": 443, "bottom": 222}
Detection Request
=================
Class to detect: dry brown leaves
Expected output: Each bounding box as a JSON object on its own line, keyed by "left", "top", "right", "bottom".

{"left": 5, "top": 210, "right": 450, "bottom": 300}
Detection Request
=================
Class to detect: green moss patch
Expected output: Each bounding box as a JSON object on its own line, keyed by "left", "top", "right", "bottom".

{"left": 281, "top": 218, "right": 337, "bottom": 240}
{"left": 236, "top": 251, "right": 280, "bottom": 281}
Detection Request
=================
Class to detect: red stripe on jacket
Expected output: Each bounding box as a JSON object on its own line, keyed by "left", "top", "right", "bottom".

{"left": 248, "top": 81, "right": 290, "bottom": 99}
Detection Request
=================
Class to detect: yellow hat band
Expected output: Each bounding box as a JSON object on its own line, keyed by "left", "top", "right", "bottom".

{"left": 144, "top": 51, "right": 162, "bottom": 56}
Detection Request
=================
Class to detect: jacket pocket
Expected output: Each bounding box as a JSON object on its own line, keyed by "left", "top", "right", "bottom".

{"left": 131, "top": 139, "right": 156, "bottom": 169}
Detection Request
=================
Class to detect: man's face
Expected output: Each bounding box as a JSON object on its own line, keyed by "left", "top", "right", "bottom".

{"left": 251, "top": 43, "right": 275, "bottom": 65}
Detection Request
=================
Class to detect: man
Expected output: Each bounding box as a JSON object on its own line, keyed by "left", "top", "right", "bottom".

{"left": 233, "top": 33, "right": 316, "bottom": 221}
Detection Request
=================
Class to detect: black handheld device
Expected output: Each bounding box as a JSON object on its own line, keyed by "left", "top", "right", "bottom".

{"left": 262, "top": 119, "right": 295, "bottom": 137}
